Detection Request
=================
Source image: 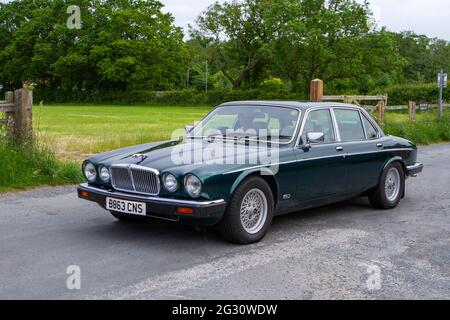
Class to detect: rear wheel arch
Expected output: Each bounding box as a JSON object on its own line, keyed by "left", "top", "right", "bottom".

{"left": 383, "top": 157, "right": 407, "bottom": 178}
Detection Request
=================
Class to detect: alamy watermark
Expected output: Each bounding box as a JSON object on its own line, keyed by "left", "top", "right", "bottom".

{"left": 361, "top": 264, "right": 382, "bottom": 291}
{"left": 67, "top": 5, "right": 82, "bottom": 30}
{"left": 66, "top": 265, "right": 81, "bottom": 290}
{"left": 170, "top": 126, "right": 282, "bottom": 175}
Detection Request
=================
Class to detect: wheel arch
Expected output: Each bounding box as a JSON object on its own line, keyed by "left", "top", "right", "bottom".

{"left": 230, "top": 169, "right": 279, "bottom": 207}
{"left": 383, "top": 156, "right": 407, "bottom": 175}
{"left": 382, "top": 156, "right": 407, "bottom": 198}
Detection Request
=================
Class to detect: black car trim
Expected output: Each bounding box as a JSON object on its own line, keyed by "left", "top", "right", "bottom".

{"left": 78, "top": 183, "right": 225, "bottom": 206}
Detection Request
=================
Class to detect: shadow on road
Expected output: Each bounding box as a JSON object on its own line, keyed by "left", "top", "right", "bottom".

{"left": 73, "top": 197, "right": 379, "bottom": 248}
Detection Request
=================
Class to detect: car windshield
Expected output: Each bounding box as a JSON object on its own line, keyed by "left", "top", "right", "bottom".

{"left": 191, "top": 106, "right": 300, "bottom": 143}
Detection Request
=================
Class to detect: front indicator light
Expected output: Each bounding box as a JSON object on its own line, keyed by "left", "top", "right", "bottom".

{"left": 177, "top": 207, "right": 194, "bottom": 215}
{"left": 79, "top": 190, "right": 89, "bottom": 199}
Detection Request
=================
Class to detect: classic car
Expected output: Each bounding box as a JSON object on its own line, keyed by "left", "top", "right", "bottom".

{"left": 77, "top": 101, "right": 424, "bottom": 244}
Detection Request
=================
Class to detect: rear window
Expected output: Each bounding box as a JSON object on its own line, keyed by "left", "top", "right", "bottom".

{"left": 334, "top": 109, "right": 365, "bottom": 141}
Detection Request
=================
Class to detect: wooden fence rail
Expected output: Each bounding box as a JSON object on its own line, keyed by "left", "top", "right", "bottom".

{"left": 310, "top": 78, "right": 448, "bottom": 125}
{"left": 0, "top": 89, "right": 33, "bottom": 144}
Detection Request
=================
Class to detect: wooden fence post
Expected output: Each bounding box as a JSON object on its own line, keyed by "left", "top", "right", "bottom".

{"left": 310, "top": 79, "right": 323, "bottom": 102}
{"left": 5, "top": 91, "right": 14, "bottom": 137}
{"left": 13, "top": 89, "right": 33, "bottom": 144}
{"left": 408, "top": 101, "right": 416, "bottom": 125}
{"left": 377, "top": 100, "right": 385, "bottom": 126}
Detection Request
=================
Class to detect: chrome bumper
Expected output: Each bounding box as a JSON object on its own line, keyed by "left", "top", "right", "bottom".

{"left": 406, "top": 163, "right": 424, "bottom": 177}
{"left": 77, "top": 183, "right": 227, "bottom": 225}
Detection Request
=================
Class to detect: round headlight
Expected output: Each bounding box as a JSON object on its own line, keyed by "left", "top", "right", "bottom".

{"left": 184, "top": 174, "right": 202, "bottom": 198}
{"left": 99, "top": 166, "right": 110, "bottom": 182}
{"left": 83, "top": 162, "right": 97, "bottom": 183}
{"left": 162, "top": 173, "right": 178, "bottom": 193}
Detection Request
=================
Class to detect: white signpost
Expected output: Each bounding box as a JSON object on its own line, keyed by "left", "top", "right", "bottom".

{"left": 438, "top": 70, "right": 447, "bottom": 121}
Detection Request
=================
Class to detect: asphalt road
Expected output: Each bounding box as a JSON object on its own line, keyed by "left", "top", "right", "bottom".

{"left": 1, "top": 144, "right": 449, "bottom": 300}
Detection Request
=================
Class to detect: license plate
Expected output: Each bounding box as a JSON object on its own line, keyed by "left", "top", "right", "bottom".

{"left": 106, "top": 197, "right": 146, "bottom": 216}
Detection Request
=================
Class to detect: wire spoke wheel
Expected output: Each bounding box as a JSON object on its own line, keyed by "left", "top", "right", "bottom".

{"left": 384, "top": 167, "right": 401, "bottom": 202}
{"left": 239, "top": 188, "right": 268, "bottom": 234}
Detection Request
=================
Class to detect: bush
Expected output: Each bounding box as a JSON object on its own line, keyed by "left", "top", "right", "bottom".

{"left": 34, "top": 88, "right": 307, "bottom": 105}
{"left": 260, "top": 77, "right": 285, "bottom": 91}
{"left": 0, "top": 137, "right": 82, "bottom": 191}
{"left": 374, "top": 83, "right": 449, "bottom": 105}
{"left": 383, "top": 109, "right": 450, "bottom": 145}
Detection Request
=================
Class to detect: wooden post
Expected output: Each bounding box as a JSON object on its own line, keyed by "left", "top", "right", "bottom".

{"left": 13, "top": 89, "right": 33, "bottom": 144}
{"left": 310, "top": 79, "right": 323, "bottom": 102}
{"left": 377, "top": 100, "right": 385, "bottom": 126}
{"left": 408, "top": 101, "right": 416, "bottom": 125}
{"left": 4, "top": 91, "right": 14, "bottom": 139}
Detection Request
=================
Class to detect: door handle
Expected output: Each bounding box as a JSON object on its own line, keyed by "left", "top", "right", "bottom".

{"left": 336, "top": 146, "right": 344, "bottom": 152}
{"left": 377, "top": 143, "right": 383, "bottom": 148}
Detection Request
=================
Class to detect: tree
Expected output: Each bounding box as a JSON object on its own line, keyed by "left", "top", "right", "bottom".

{"left": 0, "top": 0, "right": 189, "bottom": 97}
{"left": 272, "top": 0, "right": 400, "bottom": 94}
{"left": 190, "top": 0, "right": 279, "bottom": 89}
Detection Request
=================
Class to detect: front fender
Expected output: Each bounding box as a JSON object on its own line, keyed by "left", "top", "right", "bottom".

{"left": 230, "top": 167, "right": 279, "bottom": 197}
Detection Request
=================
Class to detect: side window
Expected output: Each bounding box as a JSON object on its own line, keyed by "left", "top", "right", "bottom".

{"left": 302, "top": 109, "right": 336, "bottom": 144}
{"left": 334, "top": 109, "right": 365, "bottom": 141}
{"left": 362, "top": 114, "right": 378, "bottom": 139}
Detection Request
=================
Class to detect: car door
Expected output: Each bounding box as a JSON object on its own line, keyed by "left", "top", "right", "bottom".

{"left": 294, "top": 108, "right": 348, "bottom": 205}
{"left": 332, "top": 108, "right": 388, "bottom": 194}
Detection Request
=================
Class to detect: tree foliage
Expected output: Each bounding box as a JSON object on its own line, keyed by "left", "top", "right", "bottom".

{"left": 0, "top": 0, "right": 449, "bottom": 101}
{"left": 0, "top": 0, "right": 188, "bottom": 96}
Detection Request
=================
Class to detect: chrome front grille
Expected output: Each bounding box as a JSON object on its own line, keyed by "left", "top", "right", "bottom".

{"left": 110, "top": 165, "right": 160, "bottom": 196}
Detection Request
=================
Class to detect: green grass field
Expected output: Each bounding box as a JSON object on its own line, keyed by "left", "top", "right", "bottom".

{"left": 33, "top": 104, "right": 450, "bottom": 161}
{"left": 34, "top": 104, "right": 212, "bottom": 160}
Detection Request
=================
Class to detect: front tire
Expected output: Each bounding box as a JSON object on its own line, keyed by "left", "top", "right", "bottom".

{"left": 218, "top": 177, "right": 274, "bottom": 244}
{"left": 369, "top": 162, "right": 405, "bottom": 209}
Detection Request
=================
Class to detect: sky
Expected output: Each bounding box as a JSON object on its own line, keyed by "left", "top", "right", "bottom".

{"left": 163, "top": 0, "right": 450, "bottom": 40}
{"left": 0, "top": 0, "right": 448, "bottom": 40}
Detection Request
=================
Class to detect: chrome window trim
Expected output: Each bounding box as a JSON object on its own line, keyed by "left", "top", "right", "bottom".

{"left": 330, "top": 108, "right": 341, "bottom": 142}
{"left": 360, "top": 111, "right": 381, "bottom": 140}
{"left": 223, "top": 147, "right": 414, "bottom": 175}
{"left": 332, "top": 107, "right": 368, "bottom": 143}
{"left": 191, "top": 105, "right": 302, "bottom": 145}
{"left": 296, "top": 106, "right": 340, "bottom": 147}
{"left": 110, "top": 164, "right": 161, "bottom": 196}
{"left": 359, "top": 111, "right": 368, "bottom": 140}
{"left": 296, "top": 105, "right": 385, "bottom": 147}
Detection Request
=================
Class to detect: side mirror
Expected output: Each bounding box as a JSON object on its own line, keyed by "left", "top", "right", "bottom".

{"left": 305, "top": 132, "right": 325, "bottom": 147}
{"left": 185, "top": 125, "right": 194, "bottom": 134}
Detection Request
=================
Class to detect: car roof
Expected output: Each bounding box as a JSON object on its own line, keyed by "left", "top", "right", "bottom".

{"left": 218, "top": 100, "right": 361, "bottom": 111}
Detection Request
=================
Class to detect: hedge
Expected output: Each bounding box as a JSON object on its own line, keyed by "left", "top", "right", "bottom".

{"left": 374, "top": 83, "right": 449, "bottom": 105}
{"left": 33, "top": 88, "right": 306, "bottom": 105}
{"left": 32, "top": 83, "right": 447, "bottom": 106}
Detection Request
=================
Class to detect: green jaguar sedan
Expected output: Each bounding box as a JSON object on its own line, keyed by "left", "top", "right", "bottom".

{"left": 77, "top": 101, "right": 423, "bottom": 244}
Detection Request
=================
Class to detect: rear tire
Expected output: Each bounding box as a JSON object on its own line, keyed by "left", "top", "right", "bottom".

{"left": 369, "top": 162, "right": 405, "bottom": 209}
{"left": 218, "top": 177, "right": 274, "bottom": 244}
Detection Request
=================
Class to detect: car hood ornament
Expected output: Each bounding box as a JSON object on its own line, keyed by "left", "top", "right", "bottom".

{"left": 131, "top": 154, "right": 148, "bottom": 162}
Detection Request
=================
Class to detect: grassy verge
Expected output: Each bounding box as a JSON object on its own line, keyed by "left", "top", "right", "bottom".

{"left": 0, "top": 138, "right": 83, "bottom": 193}
{"left": 383, "top": 109, "right": 450, "bottom": 145}
{"left": 35, "top": 104, "right": 450, "bottom": 162}
{"left": 34, "top": 104, "right": 212, "bottom": 160}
